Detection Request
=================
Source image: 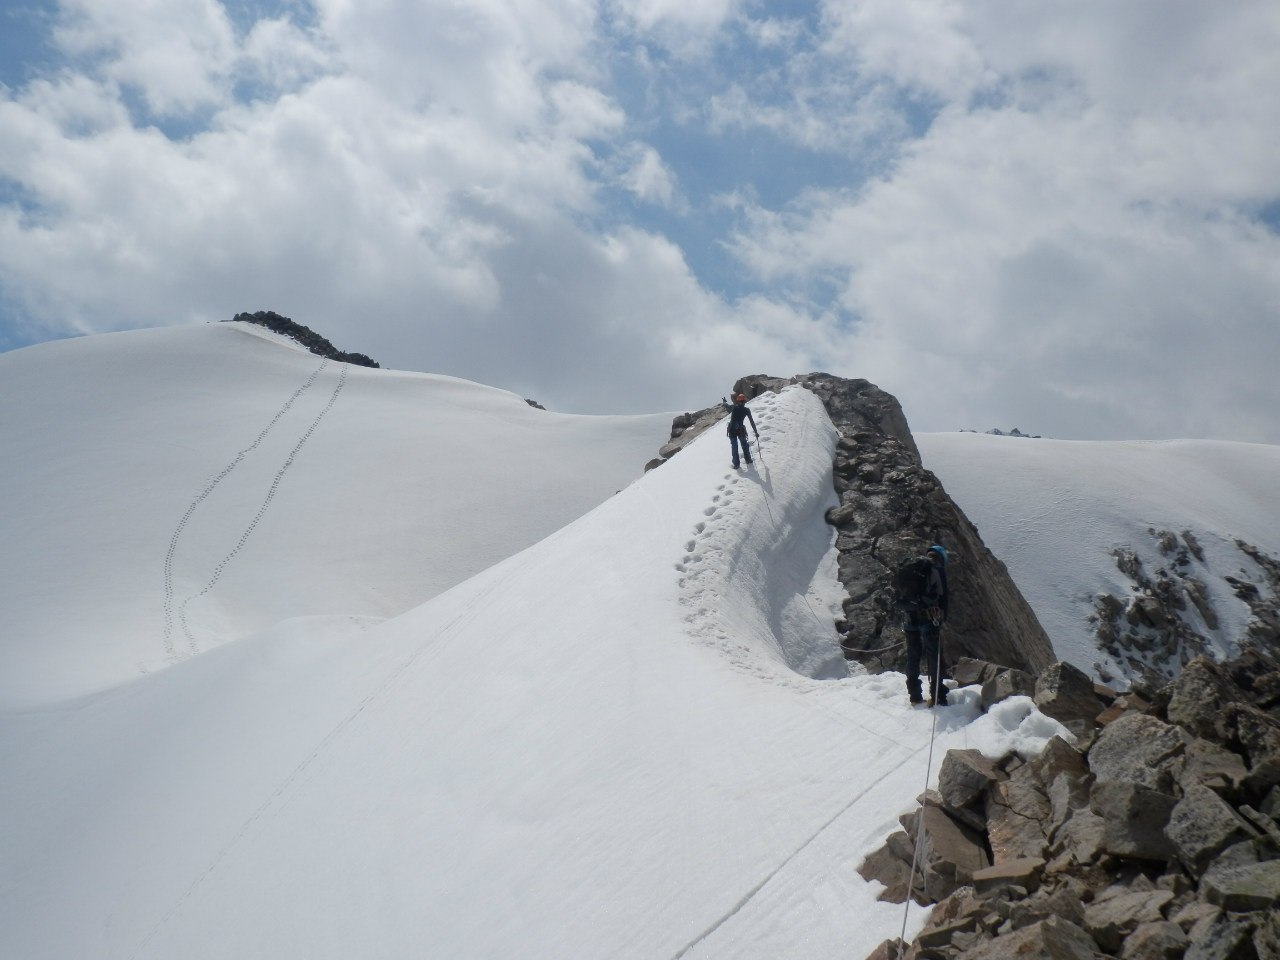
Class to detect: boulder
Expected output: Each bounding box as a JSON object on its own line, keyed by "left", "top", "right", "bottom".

{"left": 1120, "top": 920, "right": 1190, "bottom": 960}
{"left": 1050, "top": 807, "right": 1107, "bottom": 868}
{"left": 938, "top": 749, "right": 1007, "bottom": 811}
{"left": 1201, "top": 860, "right": 1280, "bottom": 912}
{"left": 1219, "top": 702, "right": 1280, "bottom": 791}
{"left": 1185, "top": 916, "right": 1262, "bottom": 960}
{"left": 954, "top": 915, "right": 1103, "bottom": 960}
{"left": 858, "top": 841, "right": 917, "bottom": 904}
{"left": 986, "top": 765, "right": 1051, "bottom": 863}
{"left": 952, "top": 657, "right": 1006, "bottom": 688}
{"left": 1083, "top": 889, "right": 1175, "bottom": 953}
{"left": 996, "top": 879, "right": 1088, "bottom": 931}
{"left": 1166, "top": 784, "right": 1259, "bottom": 877}
{"left": 1170, "top": 901, "right": 1222, "bottom": 939}
{"left": 971, "top": 858, "right": 1045, "bottom": 896}
{"left": 1176, "top": 738, "right": 1250, "bottom": 794}
{"left": 1167, "top": 657, "right": 1246, "bottom": 742}
{"left": 1035, "top": 662, "right": 1107, "bottom": 729}
{"left": 981, "top": 668, "right": 1037, "bottom": 709}
{"left": 1088, "top": 712, "right": 1188, "bottom": 793}
{"left": 1090, "top": 781, "right": 1177, "bottom": 861}
{"left": 914, "top": 803, "right": 991, "bottom": 902}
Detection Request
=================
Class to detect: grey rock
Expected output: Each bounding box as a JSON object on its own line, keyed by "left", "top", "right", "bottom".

{"left": 1088, "top": 712, "right": 1188, "bottom": 793}
{"left": 1035, "top": 662, "right": 1106, "bottom": 728}
{"left": 986, "top": 764, "right": 1051, "bottom": 863}
{"left": 1167, "top": 657, "right": 1247, "bottom": 742}
{"left": 1263, "top": 785, "right": 1280, "bottom": 819}
{"left": 915, "top": 802, "right": 992, "bottom": 903}
{"left": 1219, "top": 702, "right": 1280, "bottom": 782}
{"left": 1201, "top": 860, "right": 1280, "bottom": 912}
{"left": 1166, "top": 783, "right": 1258, "bottom": 877}
{"left": 1254, "top": 910, "right": 1280, "bottom": 960}
{"left": 1083, "top": 889, "right": 1175, "bottom": 952}
{"left": 981, "top": 668, "right": 1037, "bottom": 709}
{"left": 1199, "top": 838, "right": 1262, "bottom": 892}
{"left": 952, "top": 657, "right": 1005, "bottom": 688}
{"left": 971, "top": 857, "right": 1045, "bottom": 896}
{"left": 1120, "top": 920, "right": 1190, "bottom": 960}
{"left": 919, "top": 787, "right": 987, "bottom": 834}
{"left": 998, "top": 880, "right": 1088, "bottom": 931}
{"left": 1051, "top": 806, "right": 1107, "bottom": 867}
{"left": 1185, "top": 917, "right": 1261, "bottom": 960}
{"left": 1090, "top": 781, "right": 1177, "bottom": 861}
{"left": 954, "top": 915, "right": 1104, "bottom": 960}
{"left": 1170, "top": 901, "right": 1222, "bottom": 938}
{"left": 938, "top": 749, "right": 1007, "bottom": 810}
{"left": 857, "top": 841, "right": 918, "bottom": 904}
{"left": 1177, "top": 737, "right": 1250, "bottom": 793}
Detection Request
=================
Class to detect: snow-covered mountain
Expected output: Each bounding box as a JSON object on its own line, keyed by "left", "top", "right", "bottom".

{"left": 919, "top": 433, "right": 1280, "bottom": 683}
{"left": 1, "top": 323, "right": 1276, "bottom": 959}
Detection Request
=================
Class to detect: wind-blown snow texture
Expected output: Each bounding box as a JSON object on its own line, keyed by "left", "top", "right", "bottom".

{"left": 1, "top": 324, "right": 1274, "bottom": 959}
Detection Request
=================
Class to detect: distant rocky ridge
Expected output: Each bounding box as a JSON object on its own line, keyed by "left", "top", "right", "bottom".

{"left": 960, "top": 427, "right": 1043, "bottom": 438}
{"left": 861, "top": 647, "right": 1280, "bottom": 960}
{"left": 1092, "top": 529, "right": 1280, "bottom": 689}
{"left": 649, "top": 374, "right": 1056, "bottom": 676}
{"left": 226, "top": 311, "right": 380, "bottom": 368}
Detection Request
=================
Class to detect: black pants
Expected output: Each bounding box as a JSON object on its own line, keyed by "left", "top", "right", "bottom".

{"left": 729, "top": 428, "right": 753, "bottom": 466}
{"left": 904, "top": 617, "right": 945, "bottom": 702}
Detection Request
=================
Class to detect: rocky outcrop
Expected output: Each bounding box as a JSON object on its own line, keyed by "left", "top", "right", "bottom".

{"left": 732, "top": 374, "right": 1055, "bottom": 676}
{"left": 227, "top": 311, "right": 380, "bottom": 367}
{"left": 861, "top": 649, "right": 1280, "bottom": 960}
{"left": 648, "top": 374, "right": 1054, "bottom": 674}
{"left": 1091, "top": 529, "right": 1280, "bottom": 687}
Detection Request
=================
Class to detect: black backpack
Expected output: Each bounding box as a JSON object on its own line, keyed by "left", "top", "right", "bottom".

{"left": 893, "top": 556, "right": 934, "bottom": 608}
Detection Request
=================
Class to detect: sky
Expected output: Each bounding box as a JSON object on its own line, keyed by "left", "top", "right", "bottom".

{"left": 1, "top": 0, "right": 1278, "bottom": 441}
{"left": 3, "top": 321, "right": 1277, "bottom": 957}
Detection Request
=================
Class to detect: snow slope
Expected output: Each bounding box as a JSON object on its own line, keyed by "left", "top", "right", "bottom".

{"left": 918, "top": 433, "right": 1280, "bottom": 677}
{"left": 0, "top": 328, "right": 1072, "bottom": 960}
{"left": 8, "top": 324, "right": 1275, "bottom": 958}
{"left": 0, "top": 322, "right": 671, "bottom": 708}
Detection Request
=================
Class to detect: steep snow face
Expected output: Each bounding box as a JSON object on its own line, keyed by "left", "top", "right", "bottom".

{"left": 918, "top": 432, "right": 1280, "bottom": 679}
{"left": 0, "top": 322, "right": 674, "bottom": 708}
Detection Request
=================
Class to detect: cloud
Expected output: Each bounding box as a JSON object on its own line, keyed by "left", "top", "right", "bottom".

{"left": 721, "top": 0, "right": 1280, "bottom": 441}
{"left": 612, "top": 142, "right": 679, "bottom": 207}
{"left": 1, "top": 0, "right": 1279, "bottom": 442}
{"left": 53, "top": 0, "right": 239, "bottom": 116}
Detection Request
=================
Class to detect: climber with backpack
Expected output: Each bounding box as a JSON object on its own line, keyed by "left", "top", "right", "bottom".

{"left": 893, "top": 544, "right": 950, "bottom": 706}
{"left": 726, "top": 393, "right": 759, "bottom": 469}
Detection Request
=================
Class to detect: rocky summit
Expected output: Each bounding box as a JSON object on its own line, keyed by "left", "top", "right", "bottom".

{"left": 650, "top": 373, "right": 1056, "bottom": 676}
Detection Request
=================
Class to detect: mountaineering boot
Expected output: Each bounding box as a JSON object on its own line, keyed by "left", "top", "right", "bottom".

{"left": 907, "top": 678, "right": 924, "bottom": 706}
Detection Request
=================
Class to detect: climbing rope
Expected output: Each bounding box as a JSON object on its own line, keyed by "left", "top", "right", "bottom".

{"left": 841, "top": 638, "right": 905, "bottom": 655}
{"left": 897, "top": 634, "right": 946, "bottom": 958}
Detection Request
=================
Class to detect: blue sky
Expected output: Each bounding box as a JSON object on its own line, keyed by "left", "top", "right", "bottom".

{"left": 2, "top": 0, "right": 1279, "bottom": 442}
